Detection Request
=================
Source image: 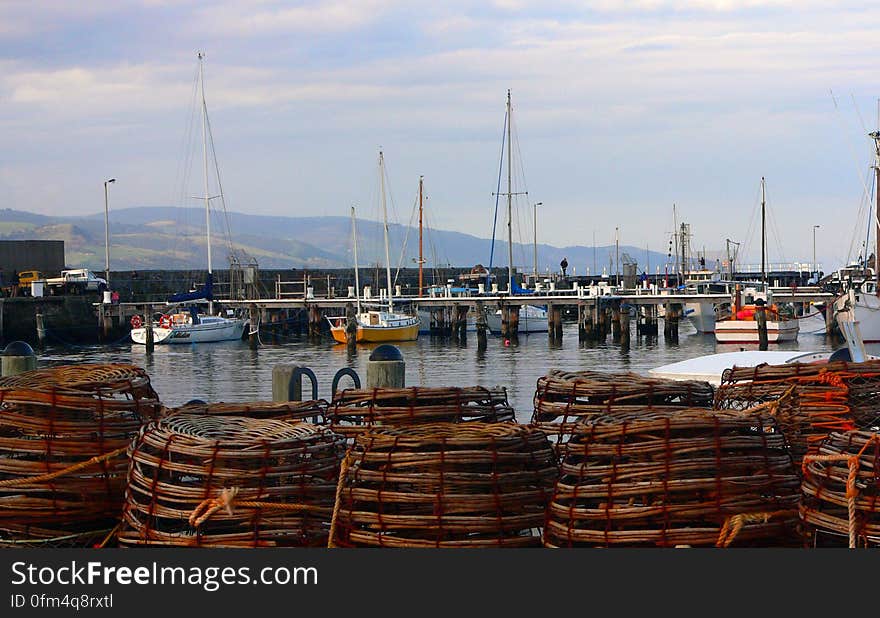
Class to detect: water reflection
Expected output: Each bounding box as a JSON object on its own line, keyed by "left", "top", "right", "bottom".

{"left": 41, "top": 322, "right": 838, "bottom": 418}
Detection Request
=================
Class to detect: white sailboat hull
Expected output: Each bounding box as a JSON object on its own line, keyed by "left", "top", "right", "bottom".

{"left": 684, "top": 300, "right": 716, "bottom": 333}
{"left": 713, "top": 319, "right": 799, "bottom": 343}
{"left": 835, "top": 289, "right": 880, "bottom": 343}
{"left": 131, "top": 318, "right": 246, "bottom": 345}
{"left": 486, "top": 306, "right": 549, "bottom": 334}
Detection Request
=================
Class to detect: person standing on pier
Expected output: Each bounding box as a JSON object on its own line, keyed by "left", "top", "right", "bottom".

{"left": 560, "top": 257, "right": 568, "bottom": 277}
{"left": 10, "top": 270, "right": 19, "bottom": 297}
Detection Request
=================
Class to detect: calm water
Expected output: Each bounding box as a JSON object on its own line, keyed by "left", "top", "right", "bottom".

{"left": 39, "top": 321, "right": 838, "bottom": 422}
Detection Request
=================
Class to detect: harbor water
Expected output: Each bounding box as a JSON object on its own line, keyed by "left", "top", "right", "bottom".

{"left": 38, "top": 320, "right": 842, "bottom": 422}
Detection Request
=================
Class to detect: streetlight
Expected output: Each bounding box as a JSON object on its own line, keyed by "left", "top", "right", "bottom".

{"left": 104, "top": 178, "right": 116, "bottom": 286}
{"left": 532, "top": 202, "right": 542, "bottom": 280}
{"left": 812, "top": 225, "right": 820, "bottom": 277}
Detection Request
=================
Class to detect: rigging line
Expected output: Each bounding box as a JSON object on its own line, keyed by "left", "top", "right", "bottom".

{"left": 762, "top": 184, "right": 787, "bottom": 266}
{"left": 204, "top": 105, "right": 236, "bottom": 260}
{"left": 741, "top": 182, "right": 761, "bottom": 267}
{"left": 170, "top": 66, "right": 201, "bottom": 263}
{"left": 393, "top": 189, "right": 420, "bottom": 287}
{"left": 830, "top": 89, "right": 876, "bottom": 264}
{"left": 487, "top": 109, "right": 508, "bottom": 284}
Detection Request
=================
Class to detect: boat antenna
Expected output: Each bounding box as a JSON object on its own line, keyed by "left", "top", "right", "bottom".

{"left": 351, "top": 206, "right": 361, "bottom": 314}
{"left": 379, "top": 151, "right": 394, "bottom": 312}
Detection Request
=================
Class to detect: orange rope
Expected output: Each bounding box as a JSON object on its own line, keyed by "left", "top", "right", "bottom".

{"left": 188, "top": 487, "right": 326, "bottom": 528}
{"left": 0, "top": 445, "right": 128, "bottom": 488}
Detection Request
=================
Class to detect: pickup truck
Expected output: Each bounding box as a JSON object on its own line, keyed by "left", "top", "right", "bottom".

{"left": 46, "top": 269, "right": 108, "bottom": 295}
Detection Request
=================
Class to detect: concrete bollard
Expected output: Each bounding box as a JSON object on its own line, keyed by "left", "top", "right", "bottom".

{"left": 366, "top": 344, "right": 405, "bottom": 389}
{"left": 1, "top": 341, "right": 37, "bottom": 378}
{"left": 272, "top": 365, "right": 318, "bottom": 402}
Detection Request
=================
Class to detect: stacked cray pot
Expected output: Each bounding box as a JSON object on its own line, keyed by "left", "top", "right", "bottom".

{"left": 0, "top": 364, "right": 160, "bottom": 547}
{"left": 326, "top": 386, "right": 516, "bottom": 439}
{"left": 119, "top": 398, "right": 342, "bottom": 548}
{"left": 714, "top": 361, "right": 880, "bottom": 547}
{"left": 327, "top": 385, "right": 563, "bottom": 547}
{"left": 531, "top": 369, "right": 715, "bottom": 458}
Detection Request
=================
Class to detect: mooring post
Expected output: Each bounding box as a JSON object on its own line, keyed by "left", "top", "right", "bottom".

{"left": 144, "top": 306, "right": 154, "bottom": 352}
{"left": 35, "top": 311, "right": 46, "bottom": 349}
{"left": 456, "top": 304, "right": 468, "bottom": 342}
{"left": 1, "top": 341, "right": 37, "bottom": 377}
{"left": 509, "top": 305, "right": 520, "bottom": 345}
{"left": 476, "top": 301, "right": 488, "bottom": 350}
{"left": 755, "top": 299, "right": 769, "bottom": 351}
{"left": 249, "top": 305, "right": 259, "bottom": 348}
{"left": 620, "top": 303, "right": 631, "bottom": 346}
{"left": 345, "top": 302, "right": 358, "bottom": 350}
{"left": 577, "top": 303, "right": 586, "bottom": 341}
{"left": 825, "top": 302, "right": 834, "bottom": 337}
{"left": 366, "top": 344, "right": 405, "bottom": 388}
{"left": 611, "top": 301, "right": 621, "bottom": 341}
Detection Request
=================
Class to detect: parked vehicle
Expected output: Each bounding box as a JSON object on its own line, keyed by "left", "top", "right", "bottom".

{"left": 46, "top": 269, "right": 108, "bottom": 295}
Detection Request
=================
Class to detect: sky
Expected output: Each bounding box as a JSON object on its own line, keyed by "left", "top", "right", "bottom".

{"left": 2, "top": 0, "right": 880, "bottom": 272}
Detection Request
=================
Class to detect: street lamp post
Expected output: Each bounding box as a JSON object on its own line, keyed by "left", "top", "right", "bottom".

{"left": 104, "top": 178, "right": 116, "bottom": 285}
{"left": 532, "top": 202, "right": 542, "bottom": 281}
{"left": 812, "top": 225, "right": 820, "bottom": 277}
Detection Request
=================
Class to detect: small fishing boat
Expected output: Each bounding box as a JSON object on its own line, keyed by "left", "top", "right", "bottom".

{"left": 328, "top": 155, "right": 420, "bottom": 344}
{"left": 131, "top": 53, "right": 245, "bottom": 345}
{"left": 713, "top": 290, "right": 799, "bottom": 343}
{"left": 713, "top": 178, "right": 798, "bottom": 344}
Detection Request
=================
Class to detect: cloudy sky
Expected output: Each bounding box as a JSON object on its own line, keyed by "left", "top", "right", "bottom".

{"left": 2, "top": 1, "right": 880, "bottom": 270}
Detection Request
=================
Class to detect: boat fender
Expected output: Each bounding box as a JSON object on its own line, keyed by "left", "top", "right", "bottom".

{"left": 130, "top": 315, "right": 143, "bottom": 329}
{"left": 159, "top": 314, "right": 172, "bottom": 329}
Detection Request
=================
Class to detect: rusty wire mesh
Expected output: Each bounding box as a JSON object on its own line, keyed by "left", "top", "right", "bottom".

{"left": 543, "top": 409, "right": 801, "bottom": 548}
{"left": 531, "top": 369, "right": 714, "bottom": 456}
{"left": 0, "top": 364, "right": 160, "bottom": 547}
{"left": 163, "top": 399, "right": 327, "bottom": 423}
{"left": 327, "top": 386, "right": 515, "bottom": 438}
{"left": 118, "top": 414, "right": 344, "bottom": 547}
{"left": 800, "top": 431, "right": 880, "bottom": 548}
{"left": 331, "top": 423, "right": 558, "bottom": 547}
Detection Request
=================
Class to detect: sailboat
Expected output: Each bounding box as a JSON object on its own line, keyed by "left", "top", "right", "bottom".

{"left": 833, "top": 128, "right": 880, "bottom": 342}
{"left": 328, "top": 152, "right": 420, "bottom": 344}
{"left": 485, "top": 90, "right": 548, "bottom": 334}
{"left": 714, "top": 177, "right": 799, "bottom": 343}
{"left": 131, "top": 52, "right": 246, "bottom": 345}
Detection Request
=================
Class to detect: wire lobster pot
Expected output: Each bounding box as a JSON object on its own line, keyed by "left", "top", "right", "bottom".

{"left": 0, "top": 364, "right": 160, "bottom": 547}
{"left": 544, "top": 409, "right": 801, "bottom": 548}
{"left": 119, "top": 414, "right": 344, "bottom": 548}
{"left": 163, "top": 399, "right": 327, "bottom": 423}
{"left": 531, "top": 369, "right": 714, "bottom": 455}
{"left": 327, "top": 386, "right": 515, "bottom": 439}
{"left": 801, "top": 431, "right": 880, "bottom": 548}
{"left": 330, "top": 423, "right": 558, "bottom": 547}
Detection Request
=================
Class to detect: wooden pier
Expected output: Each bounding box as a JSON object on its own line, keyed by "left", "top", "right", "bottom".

{"left": 97, "top": 283, "right": 835, "bottom": 344}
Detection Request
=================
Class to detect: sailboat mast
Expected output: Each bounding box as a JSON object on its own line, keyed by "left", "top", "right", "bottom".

{"left": 506, "top": 89, "right": 514, "bottom": 292}
{"left": 351, "top": 206, "right": 361, "bottom": 314}
{"left": 418, "top": 176, "right": 424, "bottom": 295}
{"left": 198, "top": 52, "right": 213, "bottom": 314}
{"left": 672, "top": 204, "right": 678, "bottom": 284}
{"left": 379, "top": 151, "right": 393, "bottom": 312}
{"left": 761, "top": 177, "right": 767, "bottom": 286}
{"left": 871, "top": 129, "right": 880, "bottom": 289}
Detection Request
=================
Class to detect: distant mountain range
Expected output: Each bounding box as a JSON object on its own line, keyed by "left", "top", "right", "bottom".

{"left": 0, "top": 206, "right": 670, "bottom": 274}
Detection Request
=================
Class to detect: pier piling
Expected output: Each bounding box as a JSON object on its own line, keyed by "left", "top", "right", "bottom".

{"left": 144, "top": 307, "right": 154, "bottom": 352}
{"left": 366, "top": 344, "right": 405, "bottom": 388}
{"left": 509, "top": 305, "right": 520, "bottom": 345}
{"left": 611, "top": 301, "right": 621, "bottom": 342}
{"left": 34, "top": 312, "right": 45, "bottom": 349}
{"left": 476, "top": 301, "right": 488, "bottom": 350}
{"left": 249, "top": 305, "right": 259, "bottom": 348}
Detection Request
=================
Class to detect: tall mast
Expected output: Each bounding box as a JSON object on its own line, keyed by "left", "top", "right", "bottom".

{"left": 418, "top": 175, "right": 424, "bottom": 295}
{"left": 871, "top": 129, "right": 880, "bottom": 289}
{"left": 672, "top": 204, "right": 678, "bottom": 284}
{"left": 506, "top": 89, "right": 514, "bottom": 293}
{"left": 351, "top": 206, "right": 361, "bottom": 314}
{"left": 198, "top": 51, "right": 213, "bottom": 314}
{"left": 761, "top": 177, "right": 767, "bottom": 286}
{"left": 379, "top": 151, "right": 393, "bottom": 312}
